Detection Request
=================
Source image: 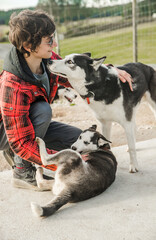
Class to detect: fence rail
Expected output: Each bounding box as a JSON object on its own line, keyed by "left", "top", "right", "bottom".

{"left": 55, "top": 0, "right": 156, "bottom": 65}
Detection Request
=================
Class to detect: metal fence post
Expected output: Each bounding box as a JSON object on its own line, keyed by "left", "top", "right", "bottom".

{"left": 132, "top": 0, "right": 138, "bottom": 62}
{"left": 48, "top": 0, "right": 60, "bottom": 55}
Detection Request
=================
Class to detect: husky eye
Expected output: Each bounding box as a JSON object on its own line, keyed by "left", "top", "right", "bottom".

{"left": 84, "top": 141, "right": 89, "bottom": 145}
{"left": 79, "top": 136, "right": 82, "bottom": 139}
{"left": 67, "top": 60, "right": 73, "bottom": 64}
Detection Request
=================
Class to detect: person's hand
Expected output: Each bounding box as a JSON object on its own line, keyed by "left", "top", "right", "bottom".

{"left": 81, "top": 154, "right": 89, "bottom": 161}
{"left": 115, "top": 68, "right": 133, "bottom": 91}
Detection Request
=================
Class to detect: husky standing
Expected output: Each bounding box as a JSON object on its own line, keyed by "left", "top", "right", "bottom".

{"left": 48, "top": 53, "right": 156, "bottom": 173}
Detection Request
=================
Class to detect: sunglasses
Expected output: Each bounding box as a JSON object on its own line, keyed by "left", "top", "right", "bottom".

{"left": 45, "top": 35, "right": 54, "bottom": 46}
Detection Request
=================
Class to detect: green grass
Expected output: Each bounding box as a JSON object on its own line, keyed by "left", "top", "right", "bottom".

{"left": 0, "top": 22, "right": 155, "bottom": 71}
{"left": 0, "top": 59, "right": 3, "bottom": 72}
{"left": 59, "top": 22, "right": 156, "bottom": 65}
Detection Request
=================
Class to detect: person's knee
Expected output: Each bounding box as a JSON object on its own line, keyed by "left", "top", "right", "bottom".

{"left": 37, "top": 101, "right": 52, "bottom": 121}
{"left": 29, "top": 101, "right": 52, "bottom": 123}
{"left": 29, "top": 101, "right": 52, "bottom": 138}
{"left": 72, "top": 128, "right": 82, "bottom": 142}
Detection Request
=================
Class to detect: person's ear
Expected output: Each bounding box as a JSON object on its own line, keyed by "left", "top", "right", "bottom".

{"left": 23, "top": 42, "right": 32, "bottom": 52}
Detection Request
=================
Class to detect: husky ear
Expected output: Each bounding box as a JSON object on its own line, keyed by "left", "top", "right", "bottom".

{"left": 89, "top": 124, "right": 97, "bottom": 131}
{"left": 97, "top": 133, "right": 111, "bottom": 147}
{"left": 98, "top": 138, "right": 108, "bottom": 147}
{"left": 83, "top": 52, "right": 91, "bottom": 57}
{"left": 91, "top": 56, "right": 107, "bottom": 71}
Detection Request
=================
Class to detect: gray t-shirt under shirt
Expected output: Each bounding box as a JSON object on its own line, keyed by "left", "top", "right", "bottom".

{"left": 33, "top": 62, "right": 50, "bottom": 96}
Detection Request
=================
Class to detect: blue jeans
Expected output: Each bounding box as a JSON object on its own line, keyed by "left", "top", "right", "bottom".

{"left": 0, "top": 101, "right": 82, "bottom": 166}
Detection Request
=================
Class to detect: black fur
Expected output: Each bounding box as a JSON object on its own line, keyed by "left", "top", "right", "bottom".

{"left": 42, "top": 191, "right": 70, "bottom": 217}
{"left": 118, "top": 63, "right": 152, "bottom": 120}
{"left": 74, "top": 55, "right": 155, "bottom": 121}
{"left": 60, "top": 157, "right": 81, "bottom": 175}
{"left": 69, "top": 149, "right": 117, "bottom": 203}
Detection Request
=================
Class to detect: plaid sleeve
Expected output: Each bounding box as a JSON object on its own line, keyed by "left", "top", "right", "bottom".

{"left": 1, "top": 80, "right": 57, "bottom": 171}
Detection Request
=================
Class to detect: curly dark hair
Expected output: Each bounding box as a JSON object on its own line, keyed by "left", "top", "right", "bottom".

{"left": 9, "top": 9, "right": 56, "bottom": 56}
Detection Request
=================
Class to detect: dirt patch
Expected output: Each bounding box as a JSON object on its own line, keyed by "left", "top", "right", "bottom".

{"left": 0, "top": 93, "right": 156, "bottom": 171}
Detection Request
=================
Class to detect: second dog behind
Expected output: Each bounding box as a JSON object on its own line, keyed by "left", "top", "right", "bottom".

{"left": 53, "top": 86, "right": 77, "bottom": 103}
{"left": 31, "top": 125, "right": 117, "bottom": 217}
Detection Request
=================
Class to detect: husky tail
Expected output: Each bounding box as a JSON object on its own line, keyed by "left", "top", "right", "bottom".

{"left": 31, "top": 191, "right": 70, "bottom": 217}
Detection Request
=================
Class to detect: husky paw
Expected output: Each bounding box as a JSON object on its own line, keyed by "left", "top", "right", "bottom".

{"left": 31, "top": 202, "right": 43, "bottom": 217}
{"left": 35, "top": 137, "right": 40, "bottom": 144}
{"left": 129, "top": 165, "right": 139, "bottom": 173}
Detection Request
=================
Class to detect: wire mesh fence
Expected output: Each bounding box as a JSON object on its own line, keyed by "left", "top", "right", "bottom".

{"left": 0, "top": 1, "right": 155, "bottom": 66}
{"left": 55, "top": 0, "right": 156, "bottom": 65}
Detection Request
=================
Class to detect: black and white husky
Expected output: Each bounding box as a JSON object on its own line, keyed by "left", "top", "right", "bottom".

{"left": 53, "top": 86, "right": 77, "bottom": 103}
{"left": 31, "top": 125, "right": 117, "bottom": 217}
{"left": 48, "top": 53, "right": 156, "bottom": 173}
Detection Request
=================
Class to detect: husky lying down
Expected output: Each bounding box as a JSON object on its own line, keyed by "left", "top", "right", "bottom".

{"left": 48, "top": 53, "right": 156, "bottom": 173}
{"left": 31, "top": 125, "right": 117, "bottom": 217}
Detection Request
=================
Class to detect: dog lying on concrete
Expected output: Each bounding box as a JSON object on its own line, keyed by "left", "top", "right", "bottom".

{"left": 47, "top": 53, "right": 156, "bottom": 173}
{"left": 31, "top": 125, "right": 117, "bottom": 217}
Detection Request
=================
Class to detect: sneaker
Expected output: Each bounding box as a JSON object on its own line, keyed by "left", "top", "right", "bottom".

{"left": 12, "top": 165, "right": 53, "bottom": 191}
{"left": 3, "top": 148, "right": 15, "bottom": 168}
{"left": 12, "top": 165, "right": 39, "bottom": 190}
{"left": 3, "top": 149, "right": 53, "bottom": 191}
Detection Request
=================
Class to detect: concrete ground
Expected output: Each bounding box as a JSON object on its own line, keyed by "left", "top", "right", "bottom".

{"left": 0, "top": 138, "right": 156, "bottom": 240}
{"left": 0, "top": 43, "right": 12, "bottom": 60}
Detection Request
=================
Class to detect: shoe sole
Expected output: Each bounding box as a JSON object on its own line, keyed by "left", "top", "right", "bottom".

{"left": 12, "top": 179, "right": 49, "bottom": 191}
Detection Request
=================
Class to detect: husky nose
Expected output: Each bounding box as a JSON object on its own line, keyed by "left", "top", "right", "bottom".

{"left": 71, "top": 146, "right": 77, "bottom": 151}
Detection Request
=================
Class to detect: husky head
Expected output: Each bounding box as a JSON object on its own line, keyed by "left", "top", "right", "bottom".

{"left": 56, "top": 87, "right": 77, "bottom": 103}
{"left": 48, "top": 53, "right": 107, "bottom": 96}
{"left": 71, "top": 124, "right": 111, "bottom": 153}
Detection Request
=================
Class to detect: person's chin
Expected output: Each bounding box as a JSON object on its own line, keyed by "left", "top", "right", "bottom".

{"left": 48, "top": 51, "right": 53, "bottom": 57}
{"left": 43, "top": 52, "right": 52, "bottom": 59}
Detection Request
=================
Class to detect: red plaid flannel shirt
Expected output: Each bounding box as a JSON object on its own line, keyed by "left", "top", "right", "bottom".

{"left": 0, "top": 51, "right": 71, "bottom": 171}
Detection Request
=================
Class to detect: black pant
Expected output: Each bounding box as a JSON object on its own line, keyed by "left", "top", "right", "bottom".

{"left": 0, "top": 101, "right": 82, "bottom": 166}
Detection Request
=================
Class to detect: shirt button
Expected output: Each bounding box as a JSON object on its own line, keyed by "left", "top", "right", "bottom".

{"left": 34, "top": 92, "right": 38, "bottom": 95}
{"left": 10, "top": 107, "right": 13, "bottom": 110}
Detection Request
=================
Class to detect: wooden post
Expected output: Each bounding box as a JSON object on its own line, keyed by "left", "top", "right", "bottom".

{"left": 132, "top": 0, "right": 138, "bottom": 62}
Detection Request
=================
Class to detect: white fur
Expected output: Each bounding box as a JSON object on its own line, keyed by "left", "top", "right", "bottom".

{"left": 72, "top": 131, "right": 97, "bottom": 153}
{"left": 52, "top": 170, "right": 66, "bottom": 196}
{"left": 71, "top": 130, "right": 108, "bottom": 154}
{"left": 144, "top": 92, "right": 156, "bottom": 119}
{"left": 49, "top": 56, "right": 88, "bottom": 96}
{"left": 57, "top": 88, "right": 77, "bottom": 102}
{"left": 31, "top": 202, "right": 43, "bottom": 217}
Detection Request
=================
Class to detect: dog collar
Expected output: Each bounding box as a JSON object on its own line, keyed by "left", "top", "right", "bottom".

{"left": 80, "top": 91, "right": 94, "bottom": 104}
{"left": 86, "top": 97, "right": 90, "bottom": 104}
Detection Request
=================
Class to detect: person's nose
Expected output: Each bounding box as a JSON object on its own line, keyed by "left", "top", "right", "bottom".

{"left": 52, "top": 38, "right": 57, "bottom": 48}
